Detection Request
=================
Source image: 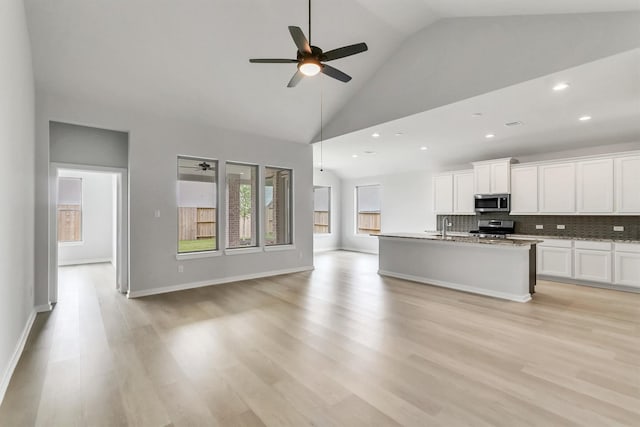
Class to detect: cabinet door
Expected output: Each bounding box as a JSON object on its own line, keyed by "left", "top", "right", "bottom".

{"left": 474, "top": 164, "right": 491, "bottom": 194}
{"left": 433, "top": 174, "right": 453, "bottom": 214}
{"left": 539, "top": 163, "right": 576, "bottom": 213}
{"left": 511, "top": 166, "right": 538, "bottom": 213}
{"left": 574, "top": 250, "right": 612, "bottom": 283}
{"left": 537, "top": 246, "right": 572, "bottom": 277}
{"left": 577, "top": 159, "right": 614, "bottom": 213}
{"left": 614, "top": 252, "right": 640, "bottom": 288}
{"left": 453, "top": 172, "right": 474, "bottom": 214}
{"left": 490, "top": 161, "right": 510, "bottom": 194}
{"left": 615, "top": 156, "right": 640, "bottom": 213}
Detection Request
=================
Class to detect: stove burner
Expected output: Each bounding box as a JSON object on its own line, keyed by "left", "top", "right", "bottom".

{"left": 469, "top": 219, "right": 515, "bottom": 239}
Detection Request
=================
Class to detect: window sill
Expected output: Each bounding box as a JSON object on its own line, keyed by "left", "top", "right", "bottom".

{"left": 354, "top": 234, "right": 379, "bottom": 238}
{"left": 58, "top": 241, "right": 84, "bottom": 247}
{"left": 176, "top": 251, "right": 222, "bottom": 260}
{"left": 264, "top": 244, "right": 296, "bottom": 252}
{"left": 314, "top": 233, "right": 333, "bottom": 238}
{"left": 225, "top": 247, "right": 262, "bottom": 256}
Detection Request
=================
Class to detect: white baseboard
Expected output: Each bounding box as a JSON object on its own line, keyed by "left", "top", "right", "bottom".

{"left": 128, "top": 266, "right": 315, "bottom": 298}
{"left": 313, "top": 247, "right": 340, "bottom": 253}
{"left": 0, "top": 310, "right": 36, "bottom": 405}
{"left": 340, "top": 247, "right": 379, "bottom": 255}
{"left": 35, "top": 304, "right": 52, "bottom": 312}
{"left": 378, "top": 270, "right": 531, "bottom": 303}
{"left": 57, "top": 257, "right": 112, "bottom": 267}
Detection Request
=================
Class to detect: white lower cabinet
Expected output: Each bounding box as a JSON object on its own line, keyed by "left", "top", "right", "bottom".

{"left": 574, "top": 241, "right": 612, "bottom": 283}
{"left": 537, "top": 240, "right": 572, "bottom": 278}
{"left": 614, "top": 244, "right": 640, "bottom": 288}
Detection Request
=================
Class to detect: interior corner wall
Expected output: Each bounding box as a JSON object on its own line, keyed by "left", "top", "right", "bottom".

{"left": 313, "top": 168, "right": 342, "bottom": 251}
{"left": 0, "top": 0, "right": 36, "bottom": 401}
{"left": 341, "top": 170, "right": 435, "bottom": 254}
{"left": 33, "top": 91, "right": 313, "bottom": 303}
{"left": 57, "top": 171, "right": 114, "bottom": 266}
{"left": 322, "top": 12, "right": 640, "bottom": 140}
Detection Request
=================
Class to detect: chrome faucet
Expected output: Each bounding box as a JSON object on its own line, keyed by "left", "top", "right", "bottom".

{"left": 441, "top": 216, "right": 451, "bottom": 238}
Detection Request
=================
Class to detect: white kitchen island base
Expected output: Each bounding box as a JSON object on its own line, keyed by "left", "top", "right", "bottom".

{"left": 377, "top": 234, "right": 538, "bottom": 302}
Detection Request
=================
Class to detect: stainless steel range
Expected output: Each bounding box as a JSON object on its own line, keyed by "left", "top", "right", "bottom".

{"left": 469, "top": 219, "right": 515, "bottom": 239}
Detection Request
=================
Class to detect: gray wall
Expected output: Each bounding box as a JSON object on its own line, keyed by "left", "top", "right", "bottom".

{"left": 49, "top": 121, "right": 128, "bottom": 168}
{"left": 321, "top": 12, "right": 640, "bottom": 140}
{"left": 0, "top": 0, "right": 35, "bottom": 400}
{"left": 35, "top": 91, "right": 314, "bottom": 303}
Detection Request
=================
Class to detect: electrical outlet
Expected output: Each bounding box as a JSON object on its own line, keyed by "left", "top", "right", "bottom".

{"left": 556, "top": 224, "right": 565, "bottom": 230}
{"left": 536, "top": 225, "right": 544, "bottom": 230}
{"left": 154, "top": 210, "right": 161, "bottom": 218}
{"left": 178, "top": 265, "right": 184, "bottom": 273}
{"left": 613, "top": 226, "right": 624, "bottom": 232}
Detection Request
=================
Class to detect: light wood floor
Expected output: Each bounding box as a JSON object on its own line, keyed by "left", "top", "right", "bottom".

{"left": 1, "top": 251, "right": 639, "bottom": 426}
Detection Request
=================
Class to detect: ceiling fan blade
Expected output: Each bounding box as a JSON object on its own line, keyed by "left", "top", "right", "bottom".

{"left": 249, "top": 59, "right": 298, "bottom": 63}
{"left": 287, "top": 70, "right": 304, "bottom": 88}
{"left": 321, "top": 64, "right": 351, "bottom": 83}
{"left": 288, "top": 26, "right": 311, "bottom": 54}
{"left": 322, "top": 42, "right": 368, "bottom": 61}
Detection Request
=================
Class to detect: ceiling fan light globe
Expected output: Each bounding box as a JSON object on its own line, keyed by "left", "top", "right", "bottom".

{"left": 299, "top": 61, "right": 321, "bottom": 77}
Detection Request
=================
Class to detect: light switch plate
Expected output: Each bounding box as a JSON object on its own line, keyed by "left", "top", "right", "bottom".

{"left": 536, "top": 225, "right": 544, "bottom": 230}
{"left": 556, "top": 224, "right": 565, "bottom": 230}
{"left": 613, "top": 226, "right": 624, "bottom": 232}
{"left": 154, "top": 209, "right": 161, "bottom": 218}
{"left": 178, "top": 265, "right": 184, "bottom": 273}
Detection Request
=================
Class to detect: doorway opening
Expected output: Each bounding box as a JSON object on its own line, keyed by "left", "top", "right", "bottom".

{"left": 50, "top": 164, "right": 128, "bottom": 303}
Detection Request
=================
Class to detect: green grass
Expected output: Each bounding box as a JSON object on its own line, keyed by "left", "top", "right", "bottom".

{"left": 178, "top": 238, "right": 216, "bottom": 253}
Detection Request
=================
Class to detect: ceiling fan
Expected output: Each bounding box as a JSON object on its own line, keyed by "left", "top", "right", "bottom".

{"left": 249, "top": 0, "right": 368, "bottom": 87}
{"left": 180, "top": 161, "right": 213, "bottom": 172}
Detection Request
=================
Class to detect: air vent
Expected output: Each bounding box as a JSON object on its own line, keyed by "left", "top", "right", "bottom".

{"left": 505, "top": 121, "right": 523, "bottom": 127}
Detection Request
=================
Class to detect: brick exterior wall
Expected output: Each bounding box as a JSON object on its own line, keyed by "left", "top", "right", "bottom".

{"left": 227, "top": 174, "right": 241, "bottom": 247}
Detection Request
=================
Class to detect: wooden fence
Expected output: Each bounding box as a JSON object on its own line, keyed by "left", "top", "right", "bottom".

{"left": 357, "top": 212, "right": 381, "bottom": 234}
{"left": 57, "top": 204, "right": 82, "bottom": 242}
{"left": 179, "top": 207, "right": 216, "bottom": 240}
{"left": 314, "top": 210, "right": 329, "bottom": 233}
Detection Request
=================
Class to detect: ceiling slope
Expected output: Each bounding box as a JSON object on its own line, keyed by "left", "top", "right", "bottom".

{"left": 320, "top": 12, "right": 640, "bottom": 142}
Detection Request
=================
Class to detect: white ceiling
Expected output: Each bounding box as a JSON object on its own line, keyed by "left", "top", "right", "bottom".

{"left": 314, "top": 49, "right": 640, "bottom": 179}
{"left": 24, "top": 0, "right": 640, "bottom": 144}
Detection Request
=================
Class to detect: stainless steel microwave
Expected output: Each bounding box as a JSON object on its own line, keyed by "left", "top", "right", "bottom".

{"left": 474, "top": 194, "right": 510, "bottom": 212}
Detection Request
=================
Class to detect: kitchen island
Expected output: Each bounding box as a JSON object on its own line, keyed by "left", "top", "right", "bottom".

{"left": 376, "top": 233, "right": 540, "bottom": 302}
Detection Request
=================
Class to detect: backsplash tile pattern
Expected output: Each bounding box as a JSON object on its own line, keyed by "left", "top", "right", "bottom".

{"left": 436, "top": 214, "right": 640, "bottom": 241}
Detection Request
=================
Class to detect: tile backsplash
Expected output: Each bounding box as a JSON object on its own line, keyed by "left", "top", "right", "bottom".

{"left": 436, "top": 213, "right": 640, "bottom": 240}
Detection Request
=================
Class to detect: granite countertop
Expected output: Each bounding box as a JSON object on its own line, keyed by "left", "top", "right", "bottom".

{"left": 376, "top": 232, "right": 542, "bottom": 247}
{"left": 423, "top": 230, "right": 640, "bottom": 244}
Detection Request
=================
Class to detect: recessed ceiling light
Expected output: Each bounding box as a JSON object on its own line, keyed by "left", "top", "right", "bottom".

{"left": 371, "top": 132, "right": 380, "bottom": 138}
{"left": 579, "top": 115, "right": 592, "bottom": 121}
{"left": 485, "top": 134, "right": 495, "bottom": 139}
{"left": 471, "top": 112, "right": 483, "bottom": 117}
{"left": 395, "top": 132, "right": 403, "bottom": 136}
{"left": 420, "top": 146, "right": 428, "bottom": 151}
{"left": 553, "top": 82, "right": 570, "bottom": 91}
{"left": 352, "top": 154, "right": 359, "bottom": 158}
{"left": 504, "top": 121, "right": 523, "bottom": 127}
{"left": 364, "top": 151, "right": 377, "bottom": 155}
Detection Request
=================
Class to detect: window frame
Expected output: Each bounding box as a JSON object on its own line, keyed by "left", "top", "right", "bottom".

{"left": 355, "top": 184, "right": 382, "bottom": 236}
{"left": 225, "top": 161, "right": 260, "bottom": 250}
{"left": 57, "top": 176, "right": 84, "bottom": 245}
{"left": 313, "top": 185, "right": 331, "bottom": 235}
{"left": 176, "top": 155, "right": 219, "bottom": 255}
{"left": 264, "top": 166, "right": 294, "bottom": 247}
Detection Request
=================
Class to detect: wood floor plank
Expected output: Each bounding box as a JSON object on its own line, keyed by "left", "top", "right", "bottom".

{"left": 1, "top": 253, "right": 639, "bottom": 426}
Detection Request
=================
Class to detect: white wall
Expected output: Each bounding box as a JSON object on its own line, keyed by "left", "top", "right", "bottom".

{"left": 34, "top": 91, "right": 314, "bottom": 303}
{"left": 313, "top": 168, "right": 341, "bottom": 252}
{"left": 0, "top": 0, "right": 36, "bottom": 401}
{"left": 57, "top": 170, "right": 114, "bottom": 266}
{"left": 341, "top": 170, "right": 435, "bottom": 254}
{"left": 322, "top": 12, "right": 640, "bottom": 141}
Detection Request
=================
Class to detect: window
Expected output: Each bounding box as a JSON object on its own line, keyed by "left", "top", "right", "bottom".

{"left": 265, "top": 167, "right": 293, "bottom": 246}
{"left": 313, "top": 186, "right": 331, "bottom": 234}
{"left": 356, "top": 185, "right": 381, "bottom": 234}
{"left": 57, "top": 177, "right": 82, "bottom": 242}
{"left": 226, "top": 162, "right": 258, "bottom": 248}
{"left": 177, "top": 157, "right": 218, "bottom": 253}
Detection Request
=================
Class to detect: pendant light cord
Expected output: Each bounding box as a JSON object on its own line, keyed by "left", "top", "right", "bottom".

{"left": 320, "top": 74, "right": 324, "bottom": 172}
{"left": 308, "top": 0, "right": 312, "bottom": 45}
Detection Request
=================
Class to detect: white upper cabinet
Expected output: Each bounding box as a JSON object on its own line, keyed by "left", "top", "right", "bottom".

{"left": 433, "top": 173, "right": 453, "bottom": 214}
{"left": 453, "top": 171, "right": 474, "bottom": 214}
{"left": 576, "top": 158, "right": 614, "bottom": 213}
{"left": 615, "top": 155, "right": 640, "bottom": 213}
{"left": 473, "top": 158, "right": 511, "bottom": 194}
{"left": 510, "top": 166, "right": 538, "bottom": 214}
{"left": 539, "top": 162, "right": 576, "bottom": 213}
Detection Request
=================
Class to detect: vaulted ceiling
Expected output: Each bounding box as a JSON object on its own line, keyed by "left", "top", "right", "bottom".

{"left": 24, "top": 0, "right": 640, "bottom": 146}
